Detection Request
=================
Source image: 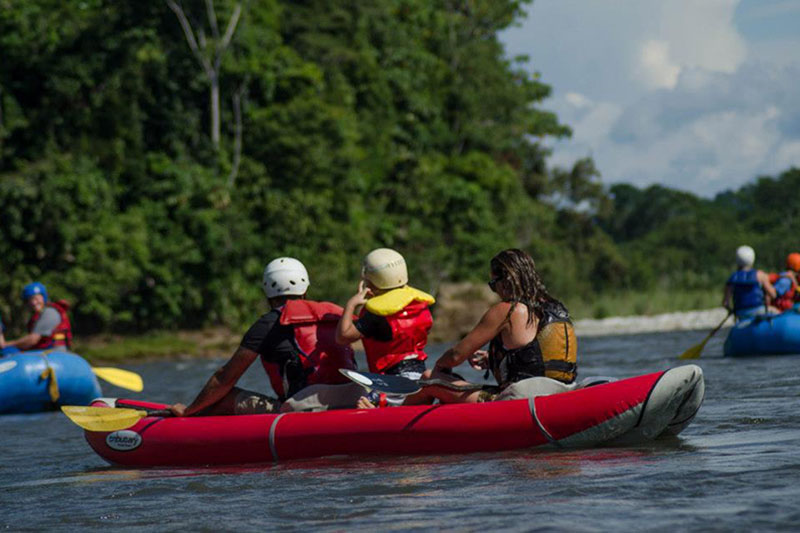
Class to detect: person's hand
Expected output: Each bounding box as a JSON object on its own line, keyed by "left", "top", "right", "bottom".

{"left": 348, "top": 280, "right": 373, "bottom": 308}
{"left": 168, "top": 403, "right": 187, "bottom": 417}
{"left": 469, "top": 350, "right": 489, "bottom": 370}
{"left": 356, "top": 396, "right": 377, "bottom": 409}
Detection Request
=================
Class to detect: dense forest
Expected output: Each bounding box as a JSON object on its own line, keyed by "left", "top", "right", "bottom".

{"left": 1, "top": 1, "right": 798, "bottom": 333}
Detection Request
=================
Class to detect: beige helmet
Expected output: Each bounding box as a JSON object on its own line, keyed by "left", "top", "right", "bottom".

{"left": 362, "top": 248, "right": 408, "bottom": 289}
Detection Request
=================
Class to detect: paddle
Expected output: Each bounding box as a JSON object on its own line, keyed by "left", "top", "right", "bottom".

{"left": 91, "top": 367, "right": 144, "bottom": 392}
{"left": 61, "top": 405, "right": 171, "bottom": 432}
{"left": 339, "top": 369, "right": 488, "bottom": 396}
{"left": 679, "top": 310, "right": 733, "bottom": 360}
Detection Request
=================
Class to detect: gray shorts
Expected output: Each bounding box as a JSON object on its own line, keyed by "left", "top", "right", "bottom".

{"left": 234, "top": 389, "right": 281, "bottom": 414}
{"left": 280, "top": 382, "right": 366, "bottom": 413}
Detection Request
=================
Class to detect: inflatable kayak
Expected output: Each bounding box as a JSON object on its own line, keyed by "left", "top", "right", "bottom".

{"left": 0, "top": 350, "right": 102, "bottom": 414}
{"left": 79, "top": 365, "right": 704, "bottom": 467}
{"left": 724, "top": 309, "right": 800, "bottom": 357}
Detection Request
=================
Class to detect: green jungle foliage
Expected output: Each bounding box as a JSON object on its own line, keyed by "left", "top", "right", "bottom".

{"left": 0, "top": 0, "right": 797, "bottom": 333}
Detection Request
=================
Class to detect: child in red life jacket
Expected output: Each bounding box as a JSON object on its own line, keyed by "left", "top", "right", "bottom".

{"left": 0, "top": 282, "right": 73, "bottom": 352}
{"left": 336, "top": 248, "right": 435, "bottom": 407}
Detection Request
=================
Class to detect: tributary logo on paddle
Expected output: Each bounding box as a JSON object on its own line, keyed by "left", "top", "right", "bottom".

{"left": 106, "top": 430, "right": 142, "bottom": 451}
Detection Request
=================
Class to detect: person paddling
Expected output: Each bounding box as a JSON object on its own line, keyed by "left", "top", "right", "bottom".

{"left": 403, "top": 248, "right": 578, "bottom": 405}
{"left": 335, "top": 248, "right": 435, "bottom": 408}
{"left": 722, "top": 245, "right": 778, "bottom": 319}
{"left": 769, "top": 253, "right": 800, "bottom": 312}
{"left": 169, "top": 258, "right": 357, "bottom": 417}
{"left": 0, "top": 282, "right": 73, "bottom": 353}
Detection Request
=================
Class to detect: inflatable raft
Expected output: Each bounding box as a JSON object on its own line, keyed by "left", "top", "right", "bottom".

{"left": 724, "top": 310, "right": 800, "bottom": 357}
{"left": 0, "top": 350, "right": 102, "bottom": 414}
{"left": 81, "top": 365, "right": 704, "bottom": 467}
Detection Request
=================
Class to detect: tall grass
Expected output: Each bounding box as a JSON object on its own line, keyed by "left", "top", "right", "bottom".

{"left": 73, "top": 333, "right": 200, "bottom": 363}
{"left": 567, "top": 288, "right": 721, "bottom": 320}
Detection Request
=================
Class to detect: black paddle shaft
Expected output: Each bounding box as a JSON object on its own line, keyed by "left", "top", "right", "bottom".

{"left": 340, "top": 369, "right": 489, "bottom": 396}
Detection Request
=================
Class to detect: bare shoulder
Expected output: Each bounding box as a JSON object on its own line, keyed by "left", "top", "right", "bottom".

{"left": 484, "top": 301, "right": 512, "bottom": 320}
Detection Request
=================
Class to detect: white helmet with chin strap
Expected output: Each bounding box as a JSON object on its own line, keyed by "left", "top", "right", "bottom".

{"left": 362, "top": 248, "right": 408, "bottom": 289}
{"left": 735, "top": 245, "right": 756, "bottom": 268}
{"left": 262, "top": 257, "right": 309, "bottom": 298}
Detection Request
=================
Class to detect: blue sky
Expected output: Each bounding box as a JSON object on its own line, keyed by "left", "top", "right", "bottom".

{"left": 500, "top": 0, "right": 800, "bottom": 196}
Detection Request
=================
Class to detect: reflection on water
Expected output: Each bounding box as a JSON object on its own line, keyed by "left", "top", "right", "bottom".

{"left": 2, "top": 331, "right": 800, "bottom": 530}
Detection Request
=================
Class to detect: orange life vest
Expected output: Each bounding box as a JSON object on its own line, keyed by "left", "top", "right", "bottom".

{"left": 27, "top": 300, "right": 73, "bottom": 350}
{"left": 260, "top": 300, "right": 356, "bottom": 399}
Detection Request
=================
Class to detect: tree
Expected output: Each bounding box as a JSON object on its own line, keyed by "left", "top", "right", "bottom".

{"left": 165, "top": 0, "right": 242, "bottom": 148}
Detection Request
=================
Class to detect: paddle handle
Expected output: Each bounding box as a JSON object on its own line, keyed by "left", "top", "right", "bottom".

{"left": 418, "top": 378, "right": 488, "bottom": 392}
{"left": 146, "top": 409, "right": 174, "bottom": 417}
{"left": 116, "top": 403, "right": 173, "bottom": 418}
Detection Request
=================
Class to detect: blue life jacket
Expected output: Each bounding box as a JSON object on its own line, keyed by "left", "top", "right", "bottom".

{"left": 774, "top": 273, "right": 793, "bottom": 296}
{"left": 727, "top": 269, "right": 764, "bottom": 312}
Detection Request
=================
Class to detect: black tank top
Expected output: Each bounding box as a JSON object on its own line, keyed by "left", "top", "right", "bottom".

{"left": 488, "top": 301, "right": 577, "bottom": 387}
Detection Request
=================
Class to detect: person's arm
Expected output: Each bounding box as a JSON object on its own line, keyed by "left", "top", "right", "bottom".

{"left": 434, "top": 303, "right": 509, "bottom": 370}
{"left": 6, "top": 307, "right": 61, "bottom": 350}
{"left": 169, "top": 346, "right": 258, "bottom": 416}
{"left": 336, "top": 281, "right": 372, "bottom": 344}
{"left": 758, "top": 270, "right": 777, "bottom": 300}
{"left": 722, "top": 284, "right": 733, "bottom": 311}
{"left": 4, "top": 333, "right": 42, "bottom": 350}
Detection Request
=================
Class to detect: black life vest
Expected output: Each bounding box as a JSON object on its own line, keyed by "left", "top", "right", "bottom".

{"left": 488, "top": 300, "right": 577, "bottom": 387}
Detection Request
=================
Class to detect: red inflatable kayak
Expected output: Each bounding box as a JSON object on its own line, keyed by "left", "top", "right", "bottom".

{"left": 82, "top": 365, "right": 704, "bottom": 467}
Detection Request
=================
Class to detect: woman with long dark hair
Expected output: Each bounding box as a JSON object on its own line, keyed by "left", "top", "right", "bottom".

{"left": 405, "top": 249, "right": 577, "bottom": 405}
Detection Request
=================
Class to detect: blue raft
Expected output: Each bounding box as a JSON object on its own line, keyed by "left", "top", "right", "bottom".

{"left": 724, "top": 309, "right": 800, "bottom": 357}
{"left": 0, "top": 350, "right": 102, "bottom": 414}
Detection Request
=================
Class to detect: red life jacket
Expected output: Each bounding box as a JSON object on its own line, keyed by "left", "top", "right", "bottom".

{"left": 768, "top": 271, "right": 797, "bottom": 311}
{"left": 360, "top": 300, "right": 432, "bottom": 373}
{"left": 27, "top": 300, "right": 73, "bottom": 350}
{"left": 260, "top": 300, "right": 356, "bottom": 399}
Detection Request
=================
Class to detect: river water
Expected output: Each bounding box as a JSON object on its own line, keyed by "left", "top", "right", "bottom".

{"left": 2, "top": 329, "right": 800, "bottom": 531}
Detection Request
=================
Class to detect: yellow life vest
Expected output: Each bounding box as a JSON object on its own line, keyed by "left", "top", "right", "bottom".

{"left": 364, "top": 286, "right": 436, "bottom": 316}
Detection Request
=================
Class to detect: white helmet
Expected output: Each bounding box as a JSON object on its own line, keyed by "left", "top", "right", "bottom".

{"left": 362, "top": 248, "right": 408, "bottom": 289}
{"left": 262, "top": 257, "right": 309, "bottom": 298}
{"left": 735, "top": 245, "right": 755, "bottom": 268}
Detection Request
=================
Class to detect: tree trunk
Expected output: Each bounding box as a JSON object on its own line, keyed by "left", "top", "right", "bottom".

{"left": 210, "top": 73, "right": 220, "bottom": 147}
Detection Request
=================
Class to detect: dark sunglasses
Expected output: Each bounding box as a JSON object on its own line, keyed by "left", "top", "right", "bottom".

{"left": 488, "top": 277, "right": 503, "bottom": 291}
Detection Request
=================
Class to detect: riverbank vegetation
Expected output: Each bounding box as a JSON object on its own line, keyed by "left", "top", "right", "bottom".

{"left": 1, "top": 1, "right": 798, "bottom": 339}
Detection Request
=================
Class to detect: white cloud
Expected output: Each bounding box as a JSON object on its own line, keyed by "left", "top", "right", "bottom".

{"left": 638, "top": 40, "right": 680, "bottom": 89}
{"left": 501, "top": 0, "right": 800, "bottom": 195}
{"left": 564, "top": 92, "right": 592, "bottom": 109}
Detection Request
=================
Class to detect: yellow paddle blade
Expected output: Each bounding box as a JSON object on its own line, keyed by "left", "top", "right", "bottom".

{"left": 61, "top": 406, "right": 148, "bottom": 432}
{"left": 92, "top": 367, "right": 144, "bottom": 392}
{"left": 679, "top": 341, "right": 706, "bottom": 360}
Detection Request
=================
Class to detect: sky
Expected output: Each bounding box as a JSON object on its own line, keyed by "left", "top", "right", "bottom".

{"left": 500, "top": 0, "right": 800, "bottom": 197}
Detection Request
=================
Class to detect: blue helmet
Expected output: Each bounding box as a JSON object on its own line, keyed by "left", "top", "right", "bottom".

{"left": 22, "top": 282, "right": 48, "bottom": 303}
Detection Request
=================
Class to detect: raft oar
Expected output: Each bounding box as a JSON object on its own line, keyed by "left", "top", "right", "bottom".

{"left": 679, "top": 310, "right": 733, "bottom": 360}
{"left": 91, "top": 367, "right": 144, "bottom": 392}
{"left": 61, "top": 405, "right": 171, "bottom": 432}
{"left": 339, "top": 369, "right": 488, "bottom": 396}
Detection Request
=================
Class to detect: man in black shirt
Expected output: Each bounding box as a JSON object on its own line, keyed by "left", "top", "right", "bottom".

{"left": 169, "top": 258, "right": 357, "bottom": 416}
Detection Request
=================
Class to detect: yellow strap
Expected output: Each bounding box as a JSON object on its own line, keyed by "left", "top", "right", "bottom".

{"left": 37, "top": 353, "right": 60, "bottom": 403}
{"left": 365, "top": 286, "right": 435, "bottom": 316}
